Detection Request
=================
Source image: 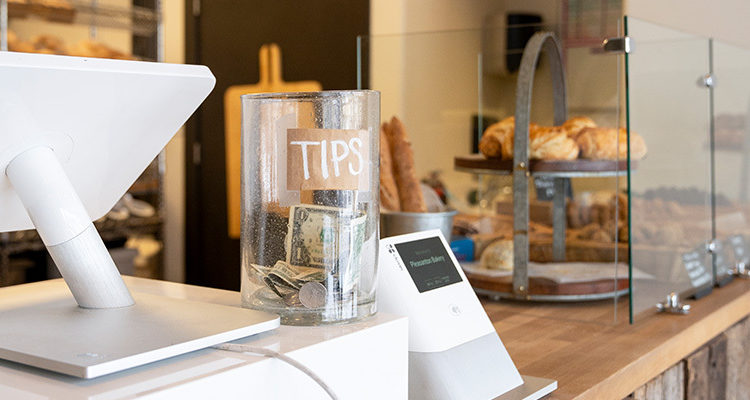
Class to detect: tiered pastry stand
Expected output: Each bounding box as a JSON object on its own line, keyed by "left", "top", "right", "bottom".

{"left": 455, "top": 32, "right": 631, "bottom": 301}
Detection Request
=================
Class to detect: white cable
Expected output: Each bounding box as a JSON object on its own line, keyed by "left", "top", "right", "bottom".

{"left": 212, "top": 343, "right": 339, "bottom": 400}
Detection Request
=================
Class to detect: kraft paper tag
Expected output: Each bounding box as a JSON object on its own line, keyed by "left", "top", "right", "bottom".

{"left": 287, "top": 128, "right": 370, "bottom": 191}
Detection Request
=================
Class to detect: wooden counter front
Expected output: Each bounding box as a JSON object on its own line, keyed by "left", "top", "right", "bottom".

{"left": 484, "top": 279, "right": 750, "bottom": 399}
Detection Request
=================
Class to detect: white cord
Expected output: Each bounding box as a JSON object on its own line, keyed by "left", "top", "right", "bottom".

{"left": 212, "top": 343, "right": 339, "bottom": 400}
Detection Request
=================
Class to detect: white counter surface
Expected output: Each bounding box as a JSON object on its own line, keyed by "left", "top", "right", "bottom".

{"left": 0, "top": 277, "right": 409, "bottom": 399}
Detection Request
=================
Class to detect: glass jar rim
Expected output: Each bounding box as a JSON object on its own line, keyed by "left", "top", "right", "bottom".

{"left": 241, "top": 89, "right": 379, "bottom": 101}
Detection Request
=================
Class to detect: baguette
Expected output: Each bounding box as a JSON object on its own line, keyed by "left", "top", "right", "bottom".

{"left": 386, "top": 117, "right": 427, "bottom": 212}
{"left": 379, "top": 122, "right": 401, "bottom": 211}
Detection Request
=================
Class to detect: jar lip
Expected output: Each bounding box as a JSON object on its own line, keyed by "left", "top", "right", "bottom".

{"left": 380, "top": 209, "right": 458, "bottom": 217}
{"left": 241, "top": 90, "right": 379, "bottom": 101}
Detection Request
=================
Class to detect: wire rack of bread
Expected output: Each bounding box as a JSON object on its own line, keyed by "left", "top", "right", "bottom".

{"left": 8, "top": 30, "right": 137, "bottom": 60}
{"left": 454, "top": 32, "right": 637, "bottom": 301}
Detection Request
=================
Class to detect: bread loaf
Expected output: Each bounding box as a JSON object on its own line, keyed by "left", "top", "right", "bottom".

{"left": 480, "top": 239, "right": 514, "bottom": 270}
{"left": 386, "top": 117, "right": 427, "bottom": 212}
{"left": 379, "top": 122, "right": 401, "bottom": 211}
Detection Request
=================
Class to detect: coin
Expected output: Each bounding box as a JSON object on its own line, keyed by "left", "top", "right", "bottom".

{"left": 283, "top": 292, "right": 302, "bottom": 307}
{"left": 298, "top": 281, "right": 327, "bottom": 309}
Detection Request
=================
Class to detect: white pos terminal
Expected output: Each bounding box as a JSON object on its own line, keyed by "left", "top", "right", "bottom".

{"left": 378, "top": 230, "right": 557, "bottom": 400}
{"left": 0, "top": 52, "right": 279, "bottom": 378}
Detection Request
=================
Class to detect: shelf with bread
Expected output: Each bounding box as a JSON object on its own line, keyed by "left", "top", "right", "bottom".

{"left": 452, "top": 31, "right": 640, "bottom": 301}
{"left": 5, "top": 0, "right": 158, "bottom": 36}
{"left": 454, "top": 116, "right": 646, "bottom": 177}
{"left": 6, "top": 29, "right": 139, "bottom": 59}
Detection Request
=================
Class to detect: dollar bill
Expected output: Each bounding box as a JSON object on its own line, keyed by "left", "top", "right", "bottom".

{"left": 247, "top": 260, "right": 329, "bottom": 299}
{"left": 285, "top": 204, "right": 366, "bottom": 293}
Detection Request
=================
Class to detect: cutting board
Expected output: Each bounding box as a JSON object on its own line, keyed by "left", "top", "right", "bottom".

{"left": 224, "top": 43, "right": 322, "bottom": 238}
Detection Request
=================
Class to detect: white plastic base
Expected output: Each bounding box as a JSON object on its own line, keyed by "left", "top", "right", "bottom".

{"left": 0, "top": 279, "right": 279, "bottom": 378}
{"left": 409, "top": 332, "right": 524, "bottom": 399}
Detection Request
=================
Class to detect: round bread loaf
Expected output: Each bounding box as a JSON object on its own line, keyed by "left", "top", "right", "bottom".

{"left": 480, "top": 239, "right": 514, "bottom": 270}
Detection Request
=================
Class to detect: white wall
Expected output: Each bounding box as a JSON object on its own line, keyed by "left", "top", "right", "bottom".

{"left": 370, "top": 0, "right": 561, "bottom": 205}
{"left": 625, "top": 0, "right": 750, "bottom": 48}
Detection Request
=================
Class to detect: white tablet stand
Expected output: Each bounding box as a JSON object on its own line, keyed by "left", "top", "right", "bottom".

{"left": 6, "top": 146, "right": 134, "bottom": 308}
{"left": 0, "top": 52, "right": 279, "bottom": 378}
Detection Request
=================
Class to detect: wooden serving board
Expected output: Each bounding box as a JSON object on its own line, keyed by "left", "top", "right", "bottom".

{"left": 454, "top": 153, "right": 634, "bottom": 175}
{"left": 465, "top": 270, "right": 629, "bottom": 297}
{"left": 224, "top": 44, "right": 322, "bottom": 238}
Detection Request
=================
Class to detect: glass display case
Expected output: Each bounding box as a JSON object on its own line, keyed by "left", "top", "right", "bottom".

{"left": 359, "top": 21, "right": 629, "bottom": 324}
{"left": 361, "top": 16, "right": 750, "bottom": 325}
{"left": 626, "top": 16, "right": 750, "bottom": 322}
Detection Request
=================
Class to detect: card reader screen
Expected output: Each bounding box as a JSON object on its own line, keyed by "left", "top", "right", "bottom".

{"left": 395, "top": 236, "right": 463, "bottom": 293}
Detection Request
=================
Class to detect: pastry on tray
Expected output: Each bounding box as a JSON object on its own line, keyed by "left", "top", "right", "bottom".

{"left": 576, "top": 127, "right": 648, "bottom": 160}
{"left": 478, "top": 115, "right": 648, "bottom": 161}
{"left": 479, "top": 116, "right": 578, "bottom": 160}
{"left": 562, "top": 116, "right": 597, "bottom": 138}
{"left": 478, "top": 116, "right": 521, "bottom": 159}
{"left": 528, "top": 125, "right": 580, "bottom": 160}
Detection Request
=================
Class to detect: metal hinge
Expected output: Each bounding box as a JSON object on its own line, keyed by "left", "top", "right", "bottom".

{"left": 706, "top": 239, "right": 718, "bottom": 253}
{"left": 602, "top": 36, "right": 632, "bottom": 54}
{"left": 697, "top": 73, "right": 715, "bottom": 88}
{"left": 733, "top": 262, "right": 750, "bottom": 279}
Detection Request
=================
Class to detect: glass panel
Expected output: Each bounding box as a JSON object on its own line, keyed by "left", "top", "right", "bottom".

{"left": 712, "top": 40, "right": 750, "bottom": 282}
{"left": 360, "top": 21, "right": 625, "bottom": 324}
{"left": 626, "top": 17, "right": 712, "bottom": 322}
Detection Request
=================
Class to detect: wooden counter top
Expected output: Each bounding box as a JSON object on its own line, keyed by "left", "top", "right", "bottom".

{"left": 484, "top": 279, "right": 750, "bottom": 400}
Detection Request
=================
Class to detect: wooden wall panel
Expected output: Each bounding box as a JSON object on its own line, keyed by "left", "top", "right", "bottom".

{"left": 624, "top": 317, "right": 748, "bottom": 400}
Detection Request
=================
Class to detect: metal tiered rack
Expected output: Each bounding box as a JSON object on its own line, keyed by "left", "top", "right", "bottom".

{"left": 455, "top": 32, "right": 629, "bottom": 301}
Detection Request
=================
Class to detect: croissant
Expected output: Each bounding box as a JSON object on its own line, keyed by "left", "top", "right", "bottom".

{"left": 562, "top": 116, "right": 597, "bottom": 138}
{"left": 479, "top": 117, "right": 544, "bottom": 160}
{"left": 528, "top": 126, "right": 580, "bottom": 160}
{"left": 576, "top": 127, "right": 648, "bottom": 160}
{"left": 478, "top": 116, "right": 515, "bottom": 159}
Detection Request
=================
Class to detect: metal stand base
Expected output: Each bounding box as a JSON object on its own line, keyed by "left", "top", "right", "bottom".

{"left": 497, "top": 375, "right": 557, "bottom": 400}
{"left": 733, "top": 262, "right": 750, "bottom": 279}
{"left": 656, "top": 292, "right": 691, "bottom": 314}
{"left": 0, "top": 280, "right": 279, "bottom": 378}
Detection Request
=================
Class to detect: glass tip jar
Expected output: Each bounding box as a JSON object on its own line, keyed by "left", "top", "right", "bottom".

{"left": 240, "top": 90, "right": 380, "bottom": 325}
